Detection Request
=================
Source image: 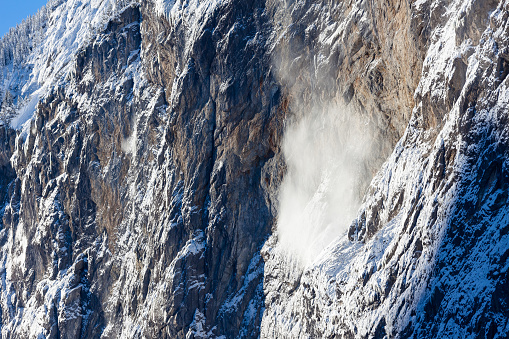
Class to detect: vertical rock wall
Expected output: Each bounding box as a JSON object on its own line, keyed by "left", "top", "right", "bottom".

{"left": 0, "top": 0, "right": 507, "bottom": 338}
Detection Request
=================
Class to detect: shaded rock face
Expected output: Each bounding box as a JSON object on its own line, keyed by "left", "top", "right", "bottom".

{"left": 1, "top": 2, "right": 283, "bottom": 338}
{"left": 0, "top": 0, "right": 508, "bottom": 338}
{"left": 0, "top": 126, "right": 16, "bottom": 232}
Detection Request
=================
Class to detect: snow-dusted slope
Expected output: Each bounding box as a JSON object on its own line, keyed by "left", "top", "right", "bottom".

{"left": 262, "top": 0, "right": 509, "bottom": 337}
{"left": 0, "top": 0, "right": 131, "bottom": 129}
{"left": 0, "top": 4, "right": 146, "bottom": 337}
{"left": 1, "top": 0, "right": 274, "bottom": 337}
{"left": 0, "top": 0, "right": 507, "bottom": 337}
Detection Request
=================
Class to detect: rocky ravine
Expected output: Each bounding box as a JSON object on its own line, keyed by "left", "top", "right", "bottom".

{"left": 0, "top": 0, "right": 507, "bottom": 338}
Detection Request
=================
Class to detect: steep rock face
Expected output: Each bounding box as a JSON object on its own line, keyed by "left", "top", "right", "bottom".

{"left": 0, "top": 126, "right": 16, "bottom": 231}
{"left": 262, "top": 0, "right": 509, "bottom": 338}
{"left": 0, "top": 0, "right": 508, "bottom": 338}
{"left": 267, "top": 0, "right": 423, "bottom": 157}
{"left": 1, "top": 6, "right": 146, "bottom": 338}
{"left": 0, "top": 0, "right": 125, "bottom": 129}
{"left": 1, "top": 1, "right": 283, "bottom": 338}
{"left": 261, "top": 0, "right": 428, "bottom": 334}
{"left": 102, "top": 1, "right": 283, "bottom": 337}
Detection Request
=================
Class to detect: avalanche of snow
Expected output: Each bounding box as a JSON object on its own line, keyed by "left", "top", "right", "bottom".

{"left": 262, "top": 0, "right": 509, "bottom": 337}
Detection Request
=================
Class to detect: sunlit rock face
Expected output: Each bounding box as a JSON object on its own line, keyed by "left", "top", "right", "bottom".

{"left": 262, "top": 0, "right": 509, "bottom": 338}
{"left": 0, "top": 0, "right": 508, "bottom": 338}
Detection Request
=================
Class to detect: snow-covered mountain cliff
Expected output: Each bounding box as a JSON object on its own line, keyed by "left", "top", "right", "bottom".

{"left": 0, "top": 0, "right": 507, "bottom": 338}
{"left": 262, "top": 0, "right": 509, "bottom": 337}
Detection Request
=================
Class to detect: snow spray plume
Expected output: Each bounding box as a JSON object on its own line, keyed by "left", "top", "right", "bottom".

{"left": 277, "top": 103, "right": 374, "bottom": 266}
{"left": 272, "top": 9, "right": 377, "bottom": 266}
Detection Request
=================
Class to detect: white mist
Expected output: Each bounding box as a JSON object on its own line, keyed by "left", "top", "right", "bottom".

{"left": 277, "top": 104, "right": 373, "bottom": 266}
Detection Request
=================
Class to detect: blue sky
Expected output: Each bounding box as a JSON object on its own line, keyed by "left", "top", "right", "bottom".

{"left": 0, "top": 1, "right": 49, "bottom": 38}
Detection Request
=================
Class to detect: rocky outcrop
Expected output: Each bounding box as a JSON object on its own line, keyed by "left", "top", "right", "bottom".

{"left": 261, "top": 0, "right": 509, "bottom": 338}
{"left": 1, "top": 2, "right": 282, "bottom": 338}
{"left": 0, "top": 126, "right": 16, "bottom": 233}
{"left": 0, "top": 0, "right": 508, "bottom": 338}
{"left": 0, "top": 5, "right": 145, "bottom": 338}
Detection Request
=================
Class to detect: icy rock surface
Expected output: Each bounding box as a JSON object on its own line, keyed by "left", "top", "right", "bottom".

{"left": 0, "top": 0, "right": 127, "bottom": 129}
{"left": 262, "top": 0, "right": 509, "bottom": 338}
{"left": 1, "top": 1, "right": 277, "bottom": 337}
{"left": 0, "top": 0, "right": 507, "bottom": 338}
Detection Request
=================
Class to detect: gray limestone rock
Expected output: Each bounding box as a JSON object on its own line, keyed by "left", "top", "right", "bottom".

{"left": 0, "top": 0, "right": 508, "bottom": 338}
